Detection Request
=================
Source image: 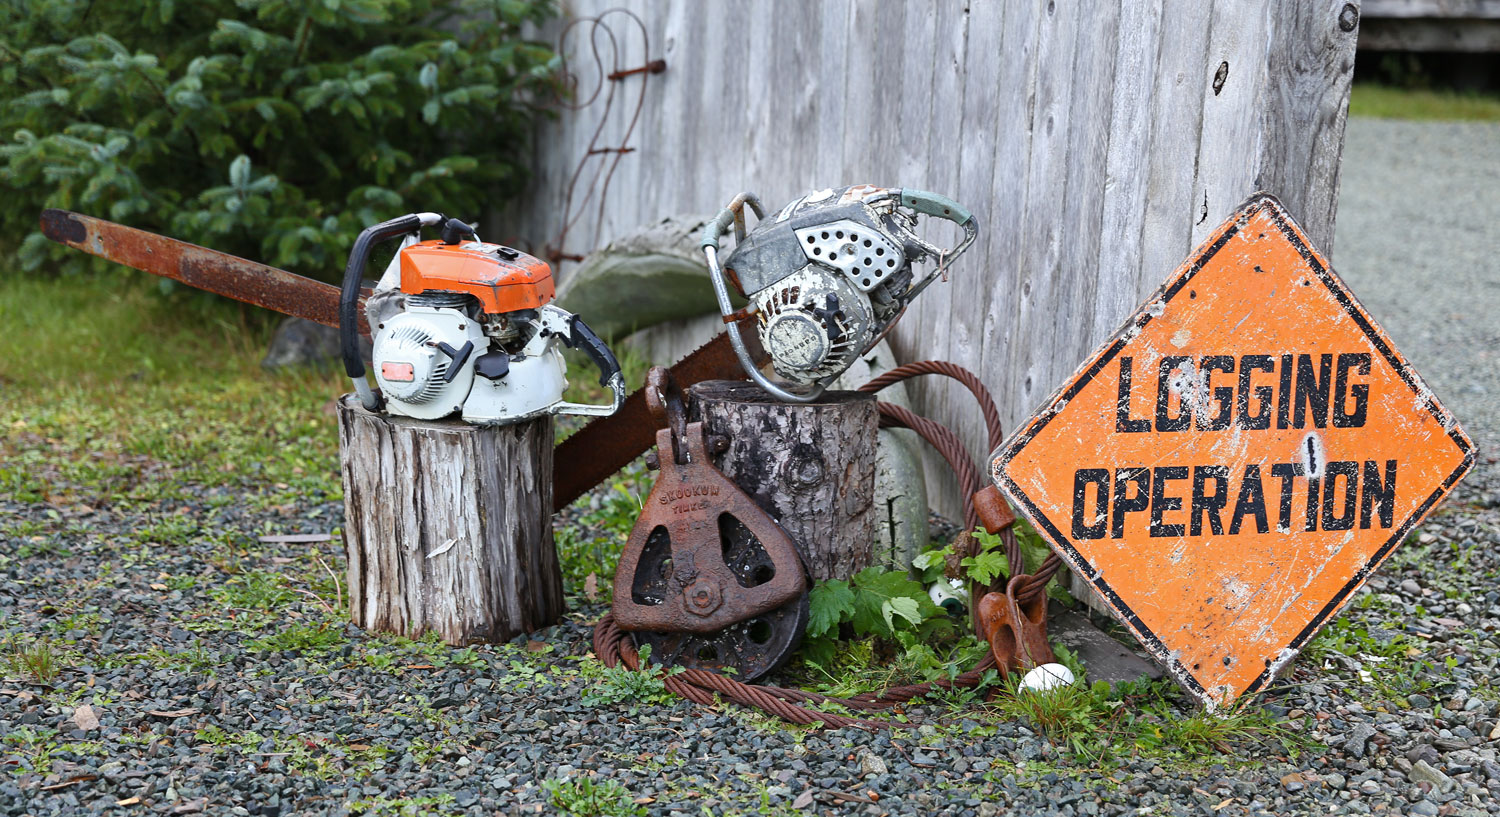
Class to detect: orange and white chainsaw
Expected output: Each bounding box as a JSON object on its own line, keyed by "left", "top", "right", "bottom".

{"left": 39, "top": 208, "right": 758, "bottom": 507}
{"left": 338, "top": 212, "right": 623, "bottom": 424}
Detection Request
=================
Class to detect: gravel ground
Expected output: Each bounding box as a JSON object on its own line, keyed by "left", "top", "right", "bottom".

{"left": 2, "top": 117, "right": 1499, "bottom": 816}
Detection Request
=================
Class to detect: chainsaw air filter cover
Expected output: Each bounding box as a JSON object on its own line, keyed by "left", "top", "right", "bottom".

{"left": 371, "top": 305, "right": 483, "bottom": 420}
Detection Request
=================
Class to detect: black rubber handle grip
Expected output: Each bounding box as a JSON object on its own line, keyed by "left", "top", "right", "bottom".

{"left": 340, "top": 214, "right": 425, "bottom": 379}
{"left": 570, "top": 315, "right": 621, "bottom": 387}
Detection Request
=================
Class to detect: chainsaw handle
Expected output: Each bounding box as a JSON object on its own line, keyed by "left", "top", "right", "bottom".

{"left": 699, "top": 192, "right": 765, "bottom": 250}
{"left": 899, "top": 188, "right": 973, "bottom": 226}
{"left": 340, "top": 212, "right": 443, "bottom": 409}
{"left": 568, "top": 315, "right": 622, "bottom": 388}
{"left": 892, "top": 189, "right": 980, "bottom": 304}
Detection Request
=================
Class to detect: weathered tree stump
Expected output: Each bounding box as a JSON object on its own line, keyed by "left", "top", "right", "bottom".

{"left": 688, "top": 381, "right": 878, "bottom": 582}
{"left": 336, "top": 396, "right": 562, "bottom": 645}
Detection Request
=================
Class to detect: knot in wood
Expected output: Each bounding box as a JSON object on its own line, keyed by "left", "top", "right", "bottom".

{"left": 782, "top": 451, "right": 826, "bottom": 488}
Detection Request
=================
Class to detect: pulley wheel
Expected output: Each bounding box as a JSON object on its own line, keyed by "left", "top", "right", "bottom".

{"left": 629, "top": 516, "right": 809, "bottom": 682}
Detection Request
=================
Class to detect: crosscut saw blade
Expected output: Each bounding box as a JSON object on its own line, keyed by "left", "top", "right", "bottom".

{"left": 39, "top": 209, "right": 368, "bottom": 335}
{"left": 39, "top": 209, "right": 770, "bottom": 508}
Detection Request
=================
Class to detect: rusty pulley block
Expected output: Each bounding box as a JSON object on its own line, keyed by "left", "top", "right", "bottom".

{"left": 612, "top": 367, "right": 810, "bottom": 681}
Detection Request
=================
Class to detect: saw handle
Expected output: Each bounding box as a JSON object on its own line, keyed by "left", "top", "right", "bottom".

{"left": 340, "top": 212, "right": 443, "bottom": 409}
{"left": 567, "top": 315, "right": 622, "bottom": 388}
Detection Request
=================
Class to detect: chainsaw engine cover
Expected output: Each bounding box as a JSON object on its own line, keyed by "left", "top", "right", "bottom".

{"left": 723, "top": 186, "right": 918, "bottom": 386}
{"left": 400, "top": 239, "right": 554, "bottom": 315}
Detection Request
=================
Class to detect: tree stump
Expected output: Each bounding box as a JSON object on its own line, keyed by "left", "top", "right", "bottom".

{"left": 688, "top": 381, "right": 878, "bottom": 582}
{"left": 336, "top": 396, "right": 562, "bottom": 645}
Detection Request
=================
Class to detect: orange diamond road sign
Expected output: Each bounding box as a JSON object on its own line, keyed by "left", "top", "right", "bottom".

{"left": 990, "top": 193, "right": 1474, "bottom": 709}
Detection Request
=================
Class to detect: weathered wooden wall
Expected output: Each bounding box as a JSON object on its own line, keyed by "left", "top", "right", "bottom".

{"left": 507, "top": 0, "right": 1361, "bottom": 522}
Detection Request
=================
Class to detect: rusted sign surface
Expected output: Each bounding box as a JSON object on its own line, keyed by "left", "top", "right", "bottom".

{"left": 991, "top": 194, "right": 1474, "bottom": 708}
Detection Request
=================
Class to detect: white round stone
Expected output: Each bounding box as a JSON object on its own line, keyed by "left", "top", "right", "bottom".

{"left": 1020, "top": 663, "right": 1076, "bottom": 692}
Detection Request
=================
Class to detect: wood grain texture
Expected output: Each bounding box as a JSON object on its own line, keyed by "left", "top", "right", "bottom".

{"left": 516, "top": 0, "right": 1358, "bottom": 546}
{"left": 337, "top": 398, "right": 561, "bottom": 645}
{"left": 689, "top": 382, "right": 878, "bottom": 583}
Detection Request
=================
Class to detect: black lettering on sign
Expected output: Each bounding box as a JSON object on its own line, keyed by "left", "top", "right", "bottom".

{"left": 1334, "top": 353, "right": 1371, "bottom": 428}
{"left": 1190, "top": 465, "right": 1230, "bottom": 535}
{"left": 1229, "top": 463, "right": 1269, "bottom": 534}
{"left": 1115, "top": 357, "right": 1151, "bottom": 433}
{"left": 1072, "top": 469, "right": 1110, "bottom": 540}
{"left": 1271, "top": 462, "right": 1303, "bottom": 531}
{"left": 1277, "top": 354, "right": 1294, "bottom": 429}
{"left": 1322, "top": 461, "right": 1359, "bottom": 531}
{"left": 1111, "top": 467, "right": 1151, "bottom": 539}
{"left": 1155, "top": 357, "right": 1194, "bottom": 432}
{"left": 1361, "top": 459, "right": 1397, "bottom": 529}
{"left": 1065, "top": 458, "right": 1398, "bottom": 539}
{"left": 1294, "top": 354, "right": 1333, "bottom": 429}
{"left": 1149, "top": 466, "right": 1188, "bottom": 538}
{"left": 1197, "top": 357, "right": 1235, "bottom": 431}
{"left": 1238, "top": 355, "right": 1275, "bottom": 430}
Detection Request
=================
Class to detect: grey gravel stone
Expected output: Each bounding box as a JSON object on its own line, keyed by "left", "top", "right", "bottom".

{"left": 1409, "top": 760, "right": 1455, "bottom": 794}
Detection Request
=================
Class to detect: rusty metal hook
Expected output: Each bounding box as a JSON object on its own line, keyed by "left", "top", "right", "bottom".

{"left": 645, "top": 367, "right": 689, "bottom": 465}
{"left": 977, "top": 574, "right": 1056, "bottom": 675}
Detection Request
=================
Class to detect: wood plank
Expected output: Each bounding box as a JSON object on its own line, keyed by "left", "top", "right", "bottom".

{"left": 1256, "top": 0, "right": 1360, "bottom": 254}
{"left": 1135, "top": 0, "right": 1215, "bottom": 297}
{"left": 1191, "top": 0, "right": 1274, "bottom": 251}
{"left": 812, "top": 2, "right": 854, "bottom": 192}
{"left": 1089, "top": 0, "right": 1165, "bottom": 342}
{"left": 1052, "top": 1, "right": 1121, "bottom": 370}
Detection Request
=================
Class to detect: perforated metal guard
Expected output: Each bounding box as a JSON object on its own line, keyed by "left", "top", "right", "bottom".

{"left": 793, "top": 219, "right": 904, "bottom": 292}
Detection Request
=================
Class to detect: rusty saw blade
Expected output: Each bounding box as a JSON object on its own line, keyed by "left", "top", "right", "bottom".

{"left": 39, "top": 209, "right": 367, "bottom": 334}
{"left": 553, "top": 318, "right": 766, "bottom": 510}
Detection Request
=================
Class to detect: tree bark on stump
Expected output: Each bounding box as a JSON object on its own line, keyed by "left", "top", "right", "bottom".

{"left": 336, "top": 396, "right": 562, "bottom": 645}
{"left": 688, "top": 381, "right": 878, "bottom": 582}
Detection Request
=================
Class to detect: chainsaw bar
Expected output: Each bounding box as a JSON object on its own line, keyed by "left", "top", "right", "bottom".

{"left": 40, "top": 209, "right": 368, "bottom": 335}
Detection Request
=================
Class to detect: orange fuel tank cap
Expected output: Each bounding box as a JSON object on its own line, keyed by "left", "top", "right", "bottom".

{"left": 399, "top": 240, "right": 555, "bottom": 314}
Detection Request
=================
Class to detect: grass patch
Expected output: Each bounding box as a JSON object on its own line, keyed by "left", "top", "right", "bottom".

{"left": 986, "top": 677, "right": 1302, "bottom": 771}
{"left": 0, "top": 274, "right": 345, "bottom": 506}
{"left": 542, "top": 776, "right": 647, "bottom": 817}
{"left": 1349, "top": 83, "right": 1500, "bottom": 122}
{"left": 573, "top": 651, "right": 678, "bottom": 713}
{"left": 247, "top": 623, "right": 345, "bottom": 655}
{"left": 5, "top": 634, "right": 67, "bottom": 683}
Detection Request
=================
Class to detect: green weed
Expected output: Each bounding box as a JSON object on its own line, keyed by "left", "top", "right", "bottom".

{"left": 5, "top": 634, "right": 65, "bottom": 682}
{"left": 247, "top": 623, "right": 344, "bottom": 655}
{"left": 211, "top": 570, "right": 297, "bottom": 611}
{"left": 574, "top": 652, "right": 678, "bottom": 713}
{"left": 346, "top": 794, "right": 456, "bottom": 816}
{"left": 542, "top": 775, "right": 647, "bottom": 817}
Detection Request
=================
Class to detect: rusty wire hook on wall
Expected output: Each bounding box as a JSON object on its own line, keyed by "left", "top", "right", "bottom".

{"left": 545, "top": 7, "right": 666, "bottom": 268}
